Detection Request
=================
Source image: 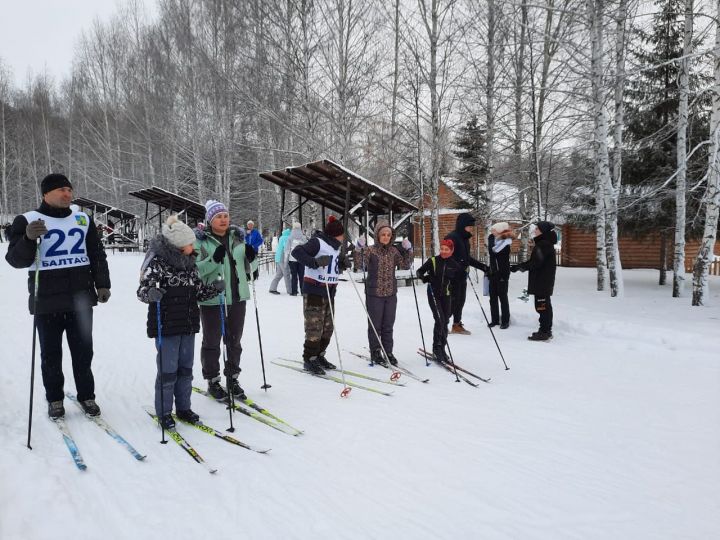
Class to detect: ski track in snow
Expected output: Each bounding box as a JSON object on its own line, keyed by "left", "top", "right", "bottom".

{"left": 1, "top": 244, "right": 719, "bottom": 540}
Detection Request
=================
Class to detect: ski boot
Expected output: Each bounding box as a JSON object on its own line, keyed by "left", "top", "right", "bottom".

{"left": 303, "top": 356, "right": 326, "bottom": 375}
{"left": 386, "top": 352, "right": 399, "bottom": 367}
{"left": 176, "top": 409, "right": 200, "bottom": 424}
{"left": 159, "top": 414, "right": 176, "bottom": 430}
{"left": 48, "top": 400, "right": 65, "bottom": 419}
{"left": 432, "top": 346, "right": 448, "bottom": 364}
{"left": 370, "top": 349, "right": 388, "bottom": 367}
{"left": 79, "top": 399, "right": 101, "bottom": 417}
{"left": 317, "top": 352, "right": 336, "bottom": 370}
{"left": 229, "top": 377, "right": 247, "bottom": 400}
{"left": 207, "top": 377, "right": 228, "bottom": 400}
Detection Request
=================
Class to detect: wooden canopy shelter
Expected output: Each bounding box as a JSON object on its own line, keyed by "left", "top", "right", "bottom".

{"left": 128, "top": 186, "right": 206, "bottom": 229}
{"left": 72, "top": 197, "right": 140, "bottom": 251}
{"left": 259, "top": 159, "right": 418, "bottom": 239}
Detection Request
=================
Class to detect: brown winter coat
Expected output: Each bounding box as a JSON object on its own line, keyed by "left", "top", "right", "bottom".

{"left": 355, "top": 223, "right": 413, "bottom": 297}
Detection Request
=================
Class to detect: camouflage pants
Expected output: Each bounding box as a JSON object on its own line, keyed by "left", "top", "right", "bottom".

{"left": 303, "top": 293, "right": 334, "bottom": 360}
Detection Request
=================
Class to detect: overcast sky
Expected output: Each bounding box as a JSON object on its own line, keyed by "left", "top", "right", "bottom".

{"left": 0, "top": 0, "right": 157, "bottom": 88}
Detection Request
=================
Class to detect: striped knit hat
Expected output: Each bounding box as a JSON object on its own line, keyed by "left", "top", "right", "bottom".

{"left": 205, "top": 200, "right": 228, "bottom": 224}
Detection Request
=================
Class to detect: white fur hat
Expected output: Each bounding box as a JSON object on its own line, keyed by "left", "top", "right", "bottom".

{"left": 490, "top": 222, "right": 511, "bottom": 235}
{"left": 162, "top": 215, "right": 196, "bottom": 248}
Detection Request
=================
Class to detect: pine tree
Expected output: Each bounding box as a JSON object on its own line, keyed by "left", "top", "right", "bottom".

{"left": 623, "top": 0, "right": 710, "bottom": 236}
{"left": 452, "top": 116, "right": 489, "bottom": 214}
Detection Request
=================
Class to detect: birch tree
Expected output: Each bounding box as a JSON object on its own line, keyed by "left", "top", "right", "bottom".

{"left": 691, "top": 0, "right": 720, "bottom": 306}
{"left": 588, "top": 0, "right": 610, "bottom": 291}
{"left": 673, "top": 0, "right": 694, "bottom": 297}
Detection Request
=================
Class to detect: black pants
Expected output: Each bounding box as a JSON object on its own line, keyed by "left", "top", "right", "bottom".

{"left": 36, "top": 309, "right": 95, "bottom": 402}
{"left": 366, "top": 294, "right": 397, "bottom": 353}
{"left": 451, "top": 277, "right": 467, "bottom": 324}
{"left": 289, "top": 261, "right": 304, "bottom": 295}
{"left": 489, "top": 278, "right": 510, "bottom": 325}
{"left": 427, "top": 289, "right": 451, "bottom": 352}
{"left": 534, "top": 295, "right": 553, "bottom": 333}
{"left": 200, "top": 302, "right": 246, "bottom": 380}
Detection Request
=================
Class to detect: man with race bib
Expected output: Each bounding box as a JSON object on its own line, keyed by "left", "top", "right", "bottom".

{"left": 291, "top": 216, "right": 348, "bottom": 375}
{"left": 6, "top": 174, "right": 111, "bottom": 419}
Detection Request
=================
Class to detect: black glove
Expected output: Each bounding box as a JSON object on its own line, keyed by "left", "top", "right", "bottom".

{"left": 246, "top": 245, "right": 256, "bottom": 263}
{"left": 25, "top": 219, "right": 48, "bottom": 241}
{"left": 147, "top": 287, "right": 166, "bottom": 303}
{"left": 338, "top": 255, "right": 350, "bottom": 273}
{"left": 97, "top": 288, "right": 111, "bottom": 303}
{"left": 314, "top": 255, "right": 332, "bottom": 268}
{"left": 212, "top": 279, "right": 226, "bottom": 293}
{"left": 246, "top": 269, "right": 259, "bottom": 281}
{"left": 510, "top": 265, "right": 519, "bottom": 273}
{"left": 212, "top": 244, "right": 227, "bottom": 263}
{"left": 420, "top": 276, "right": 430, "bottom": 284}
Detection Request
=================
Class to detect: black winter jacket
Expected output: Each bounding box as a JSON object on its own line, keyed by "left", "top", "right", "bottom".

{"left": 137, "top": 236, "right": 219, "bottom": 338}
{"left": 291, "top": 231, "right": 348, "bottom": 298}
{"left": 5, "top": 202, "right": 111, "bottom": 314}
{"left": 516, "top": 231, "right": 558, "bottom": 296}
{"left": 488, "top": 234, "right": 511, "bottom": 281}
{"left": 444, "top": 213, "right": 488, "bottom": 279}
{"left": 416, "top": 255, "right": 461, "bottom": 298}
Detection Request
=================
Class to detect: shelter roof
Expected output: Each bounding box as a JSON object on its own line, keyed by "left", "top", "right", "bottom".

{"left": 128, "top": 187, "right": 206, "bottom": 221}
{"left": 259, "top": 159, "right": 417, "bottom": 215}
{"left": 72, "top": 197, "right": 137, "bottom": 221}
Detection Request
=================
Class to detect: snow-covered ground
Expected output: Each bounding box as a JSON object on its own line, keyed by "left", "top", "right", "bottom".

{"left": 1, "top": 243, "right": 719, "bottom": 540}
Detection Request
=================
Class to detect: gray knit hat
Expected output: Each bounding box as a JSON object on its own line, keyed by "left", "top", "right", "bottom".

{"left": 162, "top": 215, "right": 196, "bottom": 248}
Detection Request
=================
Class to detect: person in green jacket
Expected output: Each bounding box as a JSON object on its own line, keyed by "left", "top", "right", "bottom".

{"left": 194, "top": 200, "right": 258, "bottom": 400}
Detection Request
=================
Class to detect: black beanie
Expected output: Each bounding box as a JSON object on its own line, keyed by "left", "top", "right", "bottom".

{"left": 41, "top": 173, "right": 73, "bottom": 195}
{"left": 536, "top": 221, "right": 555, "bottom": 235}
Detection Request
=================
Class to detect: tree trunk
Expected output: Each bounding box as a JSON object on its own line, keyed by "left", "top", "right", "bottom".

{"left": 674, "top": 0, "right": 694, "bottom": 297}
{"left": 589, "top": 0, "right": 609, "bottom": 291}
{"left": 606, "top": 0, "right": 627, "bottom": 297}
{"left": 691, "top": 0, "right": 720, "bottom": 305}
{"left": 515, "top": 0, "right": 529, "bottom": 260}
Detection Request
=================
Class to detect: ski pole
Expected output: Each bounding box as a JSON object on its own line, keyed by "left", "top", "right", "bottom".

{"left": 248, "top": 267, "right": 271, "bottom": 390}
{"left": 324, "top": 281, "right": 351, "bottom": 397}
{"left": 345, "top": 270, "right": 401, "bottom": 380}
{"left": 467, "top": 276, "right": 510, "bottom": 370}
{"left": 156, "top": 283, "right": 167, "bottom": 444}
{"left": 427, "top": 283, "right": 460, "bottom": 383}
{"left": 409, "top": 257, "right": 430, "bottom": 367}
{"left": 26, "top": 240, "right": 41, "bottom": 450}
{"left": 218, "top": 282, "right": 235, "bottom": 433}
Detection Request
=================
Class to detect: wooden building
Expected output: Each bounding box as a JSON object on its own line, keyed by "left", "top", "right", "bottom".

{"left": 561, "top": 224, "right": 720, "bottom": 274}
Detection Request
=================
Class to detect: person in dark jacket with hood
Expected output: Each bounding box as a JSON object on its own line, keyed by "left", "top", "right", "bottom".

{"left": 5, "top": 173, "right": 111, "bottom": 419}
{"left": 488, "top": 222, "right": 514, "bottom": 329}
{"left": 291, "top": 216, "right": 349, "bottom": 375}
{"left": 444, "top": 212, "right": 489, "bottom": 335}
{"left": 511, "top": 221, "right": 558, "bottom": 341}
{"left": 416, "top": 239, "right": 461, "bottom": 362}
{"left": 354, "top": 221, "right": 413, "bottom": 366}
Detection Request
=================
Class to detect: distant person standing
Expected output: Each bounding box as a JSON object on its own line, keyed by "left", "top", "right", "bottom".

{"left": 487, "top": 222, "right": 513, "bottom": 329}
{"left": 511, "top": 221, "right": 558, "bottom": 341}
{"left": 444, "top": 212, "right": 488, "bottom": 335}
{"left": 5, "top": 173, "right": 111, "bottom": 418}
{"left": 246, "top": 220, "right": 264, "bottom": 252}
{"left": 269, "top": 227, "right": 291, "bottom": 294}
{"left": 285, "top": 222, "right": 308, "bottom": 296}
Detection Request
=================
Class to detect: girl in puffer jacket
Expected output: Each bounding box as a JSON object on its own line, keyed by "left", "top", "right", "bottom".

{"left": 354, "top": 221, "right": 413, "bottom": 366}
{"left": 137, "top": 215, "right": 224, "bottom": 430}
